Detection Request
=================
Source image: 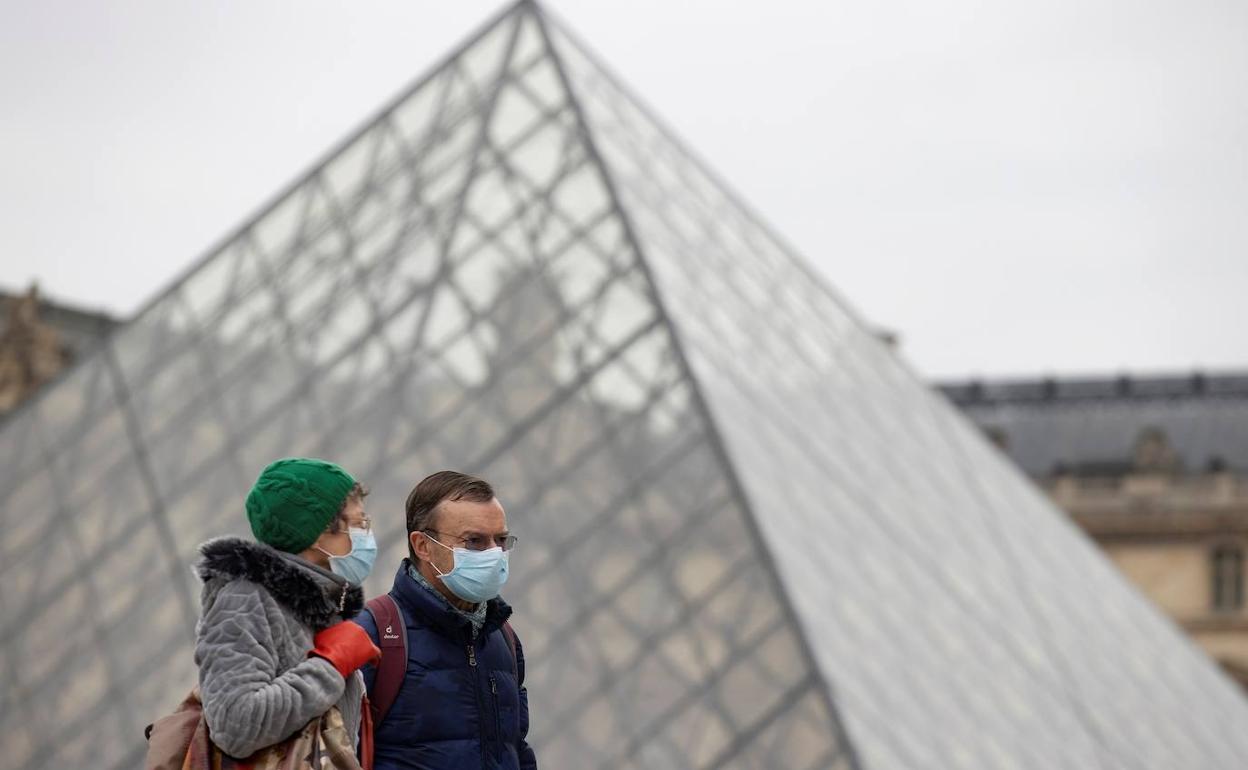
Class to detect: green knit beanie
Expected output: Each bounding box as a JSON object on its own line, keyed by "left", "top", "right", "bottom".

{"left": 245, "top": 458, "right": 356, "bottom": 553}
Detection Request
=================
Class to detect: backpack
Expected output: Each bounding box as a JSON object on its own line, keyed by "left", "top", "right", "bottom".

{"left": 365, "top": 594, "right": 518, "bottom": 726}
{"left": 143, "top": 688, "right": 370, "bottom": 770}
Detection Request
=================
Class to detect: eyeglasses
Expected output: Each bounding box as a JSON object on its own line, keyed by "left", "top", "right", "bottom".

{"left": 423, "top": 530, "right": 518, "bottom": 552}
{"left": 328, "top": 516, "right": 372, "bottom": 534}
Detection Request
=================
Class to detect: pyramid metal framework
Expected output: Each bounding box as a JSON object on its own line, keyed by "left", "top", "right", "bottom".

{"left": 3, "top": 2, "right": 1248, "bottom": 768}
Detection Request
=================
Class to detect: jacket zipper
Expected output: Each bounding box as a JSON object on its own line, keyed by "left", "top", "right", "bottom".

{"left": 489, "top": 672, "right": 502, "bottom": 753}
{"left": 468, "top": 639, "right": 486, "bottom": 767}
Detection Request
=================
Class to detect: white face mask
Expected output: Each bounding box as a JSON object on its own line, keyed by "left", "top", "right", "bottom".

{"left": 317, "top": 527, "right": 377, "bottom": 585}
{"left": 427, "top": 535, "right": 509, "bottom": 603}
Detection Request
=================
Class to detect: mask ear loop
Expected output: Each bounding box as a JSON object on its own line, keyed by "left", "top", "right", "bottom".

{"left": 313, "top": 534, "right": 352, "bottom": 612}
{"left": 425, "top": 534, "right": 456, "bottom": 578}
{"left": 316, "top": 539, "right": 355, "bottom": 560}
{"left": 315, "top": 520, "right": 356, "bottom": 561}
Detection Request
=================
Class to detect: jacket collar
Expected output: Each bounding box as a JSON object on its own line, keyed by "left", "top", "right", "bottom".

{"left": 197, "top": 536, "right": 364, "bottom": 629}
{"left": 390, "top": 559, "right": 512, "bottom": 639}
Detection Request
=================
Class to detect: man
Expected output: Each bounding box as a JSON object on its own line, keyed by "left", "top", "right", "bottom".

{"left": 354, "top": 471, "right": 537, "bottom": 770}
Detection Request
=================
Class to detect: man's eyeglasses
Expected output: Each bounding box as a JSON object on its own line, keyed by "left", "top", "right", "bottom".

{"left": 423, "top": 530, "right": 517, "bottom": 552}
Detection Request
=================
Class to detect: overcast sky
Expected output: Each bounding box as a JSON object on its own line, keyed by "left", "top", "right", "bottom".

{"left": 2, "top": 0, "right": 1245, "bottom": 380}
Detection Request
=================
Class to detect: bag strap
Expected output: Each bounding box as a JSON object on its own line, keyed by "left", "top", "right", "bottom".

{"left": 501, "top": 620, "right": 518, "bottom": 680}
{"left": 364, "top": 594, "right": 408, "bottom": 727}
{"left": 359, "top": 694, "right": 375, "bottom": 770}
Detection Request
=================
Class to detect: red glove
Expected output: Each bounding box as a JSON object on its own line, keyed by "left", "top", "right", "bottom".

{"left": 309, "top": 622, "right": 381, "bottom": 679}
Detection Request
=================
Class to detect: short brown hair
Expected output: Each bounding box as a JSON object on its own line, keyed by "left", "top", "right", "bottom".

{"left": 405, "top": 471, "right": 494, "bottom": 560}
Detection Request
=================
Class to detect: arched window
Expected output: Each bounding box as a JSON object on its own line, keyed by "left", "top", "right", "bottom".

{"left": 1212, "top": 546, "right": 1245, "bottom": 612}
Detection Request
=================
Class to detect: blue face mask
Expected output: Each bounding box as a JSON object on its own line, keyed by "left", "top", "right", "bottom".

{"left": 428, "top": 536, "right": 509, "bottom": 604}
{"left": 319, "top": 528, "right": 377, "bottom": 585}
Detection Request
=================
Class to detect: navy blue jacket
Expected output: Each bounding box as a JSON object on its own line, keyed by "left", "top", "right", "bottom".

{"left": 354, "top": 561, "right": 537, "bottom": 770}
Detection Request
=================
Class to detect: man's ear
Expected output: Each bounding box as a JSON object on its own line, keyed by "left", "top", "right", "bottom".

{"left": 409, "top": 531, "right": 428, "bottom": 562}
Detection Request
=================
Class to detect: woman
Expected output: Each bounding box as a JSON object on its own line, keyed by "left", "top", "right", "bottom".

{"left": 194, "top": 457, "right": 380, "bottom": 759}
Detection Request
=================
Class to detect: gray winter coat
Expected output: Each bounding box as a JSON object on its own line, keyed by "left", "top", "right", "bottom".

{"left": 194, "top": 537, "right": 366, "bottom": 758}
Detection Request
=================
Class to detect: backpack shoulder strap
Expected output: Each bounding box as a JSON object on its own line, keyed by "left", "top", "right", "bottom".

{"left": 364, "top": 594, "right": 408, "bottom": 727}
{"left": 500, "top": 620, "right": 518, "bottom": 680}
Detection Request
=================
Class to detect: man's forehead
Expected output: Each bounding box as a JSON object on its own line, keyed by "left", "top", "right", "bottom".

{"left": 437, "top": 496, "right": 506, "bottom": 527}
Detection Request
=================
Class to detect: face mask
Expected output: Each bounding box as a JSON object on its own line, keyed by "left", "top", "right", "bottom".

{"left": 318, "top": 528, "right": 377, "bottom": 585}
{"left": 427, "top": 536, "right": 509, "bottom": 604}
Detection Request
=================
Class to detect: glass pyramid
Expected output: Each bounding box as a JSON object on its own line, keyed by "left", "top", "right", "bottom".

{"left": 3, "top": 2, "right": 1246, "bottom": 768}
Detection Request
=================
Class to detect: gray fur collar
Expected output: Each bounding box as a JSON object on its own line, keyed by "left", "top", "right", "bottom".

{"left": 197, "top": 536, "right": 363, "bottom": 629}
